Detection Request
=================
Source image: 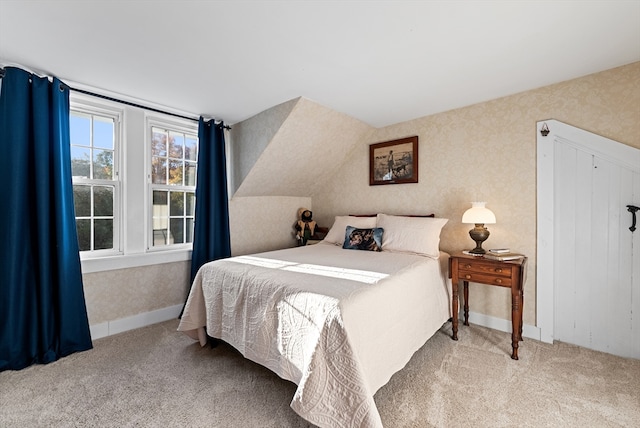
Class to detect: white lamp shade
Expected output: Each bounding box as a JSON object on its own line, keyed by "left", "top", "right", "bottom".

{"left": 462, "top": 202, "right": 496, "bottom": 224}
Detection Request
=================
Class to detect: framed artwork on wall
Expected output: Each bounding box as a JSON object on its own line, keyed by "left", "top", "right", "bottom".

{"left": 369, "top": 136, "right": 418, "bottom": 185}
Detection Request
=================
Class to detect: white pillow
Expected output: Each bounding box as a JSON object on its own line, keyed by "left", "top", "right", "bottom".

{"left": 376, "top": 213, "right": 448, "bottom": 258}
{"left": 324, "top": 215, "right": 377, "bottom": 245}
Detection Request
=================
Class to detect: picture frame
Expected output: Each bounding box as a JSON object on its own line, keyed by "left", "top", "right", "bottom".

{"left": 369, "top": 136, "right": 418, "bottom": 185}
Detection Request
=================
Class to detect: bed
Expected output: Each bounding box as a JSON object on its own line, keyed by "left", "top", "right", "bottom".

{"left": 178, "top": 214, "right": 452, "bottom": 427}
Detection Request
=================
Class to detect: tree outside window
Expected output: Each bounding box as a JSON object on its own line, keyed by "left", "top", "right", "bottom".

{"left": 70, "top": 112, "right": 118, "bottom": 252}
{"left": 150, "top": 126, "right": 197, "bottom": 247}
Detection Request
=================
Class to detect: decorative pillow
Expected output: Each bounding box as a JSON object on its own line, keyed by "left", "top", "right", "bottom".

{"left": 324, "top": 216, "right": 377, "bottom": 245}
{"left": 376, "top": 213, "right": 448, "bottom": 258}
{"left": 342, "top": 227, "right": 383, "bottom": 252}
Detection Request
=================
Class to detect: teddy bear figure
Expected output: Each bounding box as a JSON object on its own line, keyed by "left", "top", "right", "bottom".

{"left": 295, "top": 208, "right": 317, "bottom": 246}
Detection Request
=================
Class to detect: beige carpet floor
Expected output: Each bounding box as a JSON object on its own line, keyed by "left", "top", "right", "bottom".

{"left": 1, "top": 319, "right": 638, "bottom": 427}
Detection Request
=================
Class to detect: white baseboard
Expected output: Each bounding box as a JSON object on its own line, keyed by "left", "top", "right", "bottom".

{"left": 89, "top": 304, "right": 183, "bottom": 340}
{"left": 89, "top": 306, "right": 540, "bottom": 343}
{"left": 462, "top": 311, "right": 541, "bottom": 341}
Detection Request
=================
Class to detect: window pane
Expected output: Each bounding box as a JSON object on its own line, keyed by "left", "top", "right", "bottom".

{"left": 152, "top": 196, "right": 168, "bottom": 246}
{"left": 186, "top": 218, "right": 194, "bottom": 243}
{"left": 168, "top": 159, "right": 183, "bottom": 185}
{"left": 70, "top": 114, "right": 90, "bottom": 147}
{"left": 71, "top": 146, "right": 91, "bottom": 178}
{"left": 186, "top": 192, "right": 195, "bottom": 216}
{"left": 153, "top": 190, "right": 168, "bottom": 206}
{"left": 73, "top": 185, "right": 91, "bottom": 217}
{"left": 170, "top": 218, "right": 184, "bottom": 244}
{"left": 149, "top": 122, "right": 197, "bottom": 249}
{"left": 93, "top": 149, "right": 113, "bottom": 180}
{"left": 151, "top": 157, "right": 167, "bottom": 184}
{"left": 170, "top": 191, "right": 184, "bottom": 216}
{"left": 185, "top": 162, "right": 196, "bottom": 186}
{"left": 169, "top": 132, "right": 183, "bottom": 159}
{"left": 93, "top": 117, "right": 114, "bottom": 149}
{"left": 151, "top": 128, "right": 167, "bottom": 157}
{"left": 94, "top": 219, "right": 113, "bottom": 250}
{"left": 70, "top": 105, "right": 120, "bottom": 254}
{"left": 185, "top": 136, "right": 197, "bottom": 161}
{"left": 76, "top": 219, "right": 91, "bottom": 251}
{"left": 153, "top": 229, "right": 168, "bottom": 246}
{"left": 94, "top": 186, "right": 113, "bottom": 217}
{"left": 152, "top": 190, "right": 168, "bottom": 244}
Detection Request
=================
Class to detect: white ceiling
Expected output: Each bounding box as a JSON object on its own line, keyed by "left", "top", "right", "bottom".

{"left": 1, "top": 1, "right": 639, "bottom": 127}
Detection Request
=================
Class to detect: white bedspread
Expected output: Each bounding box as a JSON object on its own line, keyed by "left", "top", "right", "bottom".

{"left": 178, "top": 242, "right": 451, "bottom": 427}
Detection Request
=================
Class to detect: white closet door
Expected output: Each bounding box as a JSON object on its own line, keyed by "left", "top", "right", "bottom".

{"left": 553, "top": 134, "right": 639, "bottom": 358}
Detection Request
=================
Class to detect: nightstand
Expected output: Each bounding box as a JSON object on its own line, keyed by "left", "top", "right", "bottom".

{"left": 449, "top": 252, "right": 527, "bottom": 360}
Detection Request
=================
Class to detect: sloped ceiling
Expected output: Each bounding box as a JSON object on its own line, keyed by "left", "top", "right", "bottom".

{"left": 230, "top": 98, "right": 299, "bottom": 194}
{"left": 233, "top": 97, "right": 373, "bottom": 197}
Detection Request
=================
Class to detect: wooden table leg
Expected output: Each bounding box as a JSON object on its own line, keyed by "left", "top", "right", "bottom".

{"left": 519, "top": 286, "right": 524, "bottom": 342}
{"left": 463, "top": 280, "right": 470, "bottom": 326}
{"left": 452, "top": 278, "right": 459, "bottom": 341}
{"left": 511, "top": 285, "right": 522, "bottom": 360}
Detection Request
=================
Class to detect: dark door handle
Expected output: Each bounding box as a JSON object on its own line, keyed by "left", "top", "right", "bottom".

{"left": 628, "top": 205, "right": 639, "bottom": 232}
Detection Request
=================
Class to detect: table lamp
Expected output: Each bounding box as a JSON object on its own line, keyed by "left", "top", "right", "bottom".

{"left": 462, "top": 202, "right": 496, "bottom": 254}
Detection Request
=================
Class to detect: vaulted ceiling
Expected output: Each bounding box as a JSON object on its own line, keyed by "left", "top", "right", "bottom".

{"left": 1, "top": 1, "right": 638, "bottom": 127}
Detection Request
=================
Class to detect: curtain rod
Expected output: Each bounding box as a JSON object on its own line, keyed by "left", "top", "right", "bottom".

{"left": 0, "top": 67, "right": 230, "bottom": 130}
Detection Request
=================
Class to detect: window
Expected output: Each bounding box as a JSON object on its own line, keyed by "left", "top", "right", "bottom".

{"left": 149, "top": 123, "right": 198, "bottom": 248}
{"left": 67, "top": 92, "right": 201, "bottom": 273}
{"left": 70, "top": 107, "right": 120, "bottom": 254}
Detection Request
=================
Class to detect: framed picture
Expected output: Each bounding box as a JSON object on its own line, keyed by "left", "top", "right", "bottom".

{"left": 369, "top": 136, "right": 418, "bottom": 185}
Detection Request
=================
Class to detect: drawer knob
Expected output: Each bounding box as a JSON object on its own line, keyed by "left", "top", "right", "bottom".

{"left": 465, "top": 274, "right": 472, "bottom": 280}
{"left": 495, "top": 268, "right": 502, "bottom": 273}
{"left": 495, "top": 278, "right": 502, "bottom": 284}
{"left": 464, "top": 264, "right": 472, "bottom": 269}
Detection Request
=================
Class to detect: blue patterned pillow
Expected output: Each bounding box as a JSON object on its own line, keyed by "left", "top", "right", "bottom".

{"left": 343, "top": 226, "right": 384, "bottom": 252}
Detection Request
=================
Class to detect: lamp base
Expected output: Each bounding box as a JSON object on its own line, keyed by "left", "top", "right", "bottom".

{"left": 468, "top": 224, "right": 490, "bottom": 255}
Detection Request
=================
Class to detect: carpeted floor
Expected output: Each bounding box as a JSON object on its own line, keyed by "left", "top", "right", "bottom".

{"left": 1, "top": 319, "right": 638, "bottom": 427}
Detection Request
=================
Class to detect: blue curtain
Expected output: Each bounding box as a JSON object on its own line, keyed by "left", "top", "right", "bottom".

{"left": 0, "top": 67, "right": 92, "bottom": 371}
{"left": 188, "top": 118, "right": 231, "bottom": 287}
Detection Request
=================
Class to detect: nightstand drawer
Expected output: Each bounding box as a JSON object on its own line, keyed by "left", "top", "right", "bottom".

{"left": 459, "top": 261, "right": 513, "bottom": 278}
{"left": 460, "top": 272, "right": 512, "bottom": 287}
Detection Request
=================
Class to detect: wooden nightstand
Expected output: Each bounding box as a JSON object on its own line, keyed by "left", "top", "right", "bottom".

{"left": 449, "top": 252, "right": 527, "bottom": 360}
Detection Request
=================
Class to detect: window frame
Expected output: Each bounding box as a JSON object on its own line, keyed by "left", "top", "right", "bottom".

{"left": 65, "top": 90, "right": 204, "bottom": 274}
{"left": 69, "top": 96, "right": 123, "bottom": 259}
{"left": 145, "top": 115, "right": 199, "bottom": 252}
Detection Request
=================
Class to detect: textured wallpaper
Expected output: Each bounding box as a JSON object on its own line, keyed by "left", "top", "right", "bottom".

{"left": 83, "top": 62, "right": 639, "bottom": 331}
{"left": 233, "top": 97, "right": 372, "bottom": 197}
{"left": 83, "top": 261, "right": 190, "bottom": 325}
{"left": 229, "top": 195, "right": 312, "bottom": 255}
{"left": 313, "top": 62, "right": 640, "bottom": 326}
{"left": 231, "top": 98, "right": 298, "bottom": 194}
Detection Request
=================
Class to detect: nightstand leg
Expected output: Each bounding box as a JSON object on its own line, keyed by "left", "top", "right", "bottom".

{"left": 519, "top": 287, "right": 524, "bottom": 342}
{"left": 463, "top": 281, "right": 470, "bottom": 326}
{"left": 511, "top": 288, "right": 522, "bottom": 360}
{"left": 451, "top": 279, "right": 459, "bottom": 341}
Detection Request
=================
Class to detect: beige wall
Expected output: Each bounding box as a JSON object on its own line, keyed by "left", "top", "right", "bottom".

{"left": 83, "top": 61, "right": 639, "bottom": 333}
{"left": 229, "top": 195, "right": 312, "bottom": 255}
{"left": 313, "top": 62, "right": 640, "bottom": 326}
{"left": 232, "top": 97, "right": 372, "bottom": 198}
{"left": 83, "top": 261, "right": 190, "bottom": 325}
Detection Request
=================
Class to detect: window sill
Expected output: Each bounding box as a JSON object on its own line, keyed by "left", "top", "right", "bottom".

{"left": 80, "top": 249, "right": 192, "bottom": 274}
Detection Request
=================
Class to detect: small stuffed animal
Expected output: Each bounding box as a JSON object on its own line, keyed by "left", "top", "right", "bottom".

{"left": 295, "top": 208, "right": 317, "bottom": 245}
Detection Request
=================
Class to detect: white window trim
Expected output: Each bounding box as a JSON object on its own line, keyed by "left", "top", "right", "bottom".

{"left": 80, "top": 249, "right": 192, "bottom": 274}
{"left": 67, "top": 92, "right": 202, "bottom": 274}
